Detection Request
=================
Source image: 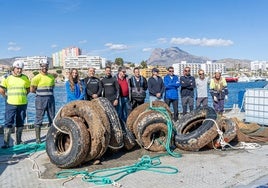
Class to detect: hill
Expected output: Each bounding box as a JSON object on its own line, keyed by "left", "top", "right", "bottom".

{"left": 146, "top": 47, "right": 251, "bottom": 69}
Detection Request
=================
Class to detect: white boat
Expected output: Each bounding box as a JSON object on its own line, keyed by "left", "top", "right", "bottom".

{"left": 238, "top": 74, "right": 250, "bottom": 82}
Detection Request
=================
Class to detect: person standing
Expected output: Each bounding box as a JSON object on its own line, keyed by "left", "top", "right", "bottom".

{"left": 30, "top": 59, "right": 55, "bottom": 144}
{"left": 195, "top": 69, "right": 209, "bottom": 108}
{"left": 115, "top": 66, "right": 131, "bottom": 123}
{"left": 65, "top": 68, "right": 85, "bottom": 102}
{"left": 84, "top": 67, "right": 102, "bottom": 101}
{"left": 180, "top": 67, "right": 196, "bottom": 115}
{"left": 148, "top": 68, "right": 165, "bottom": 106}
{"left": 209, "top": 70, "right": 228, "bottom": 117}
{"left": 0, "top": 60, "right": 30, "bottom": 148}
{"left": 101, "top": 66, "right": 120, "bottom": 107}
{"left": 164, "top": 66, "right": 180, "bottom": 122}
{"left": 129, "top": 67, "right": 148, "bottom": 109}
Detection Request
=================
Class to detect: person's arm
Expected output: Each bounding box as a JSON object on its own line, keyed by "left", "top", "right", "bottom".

{"left": 65, "top": 81, "right": 77, "bottom": 101}
{"left": 143, "top": 77, "right": 148, "bottom": 91}
{"left": 0, "top": 86, "right": 6, "bottom": 98}
{"left": 96, "top": 79, "right": 102, "bottom": 97}
{"left": 78, "top": 81, "right": 86, "bottom": 100}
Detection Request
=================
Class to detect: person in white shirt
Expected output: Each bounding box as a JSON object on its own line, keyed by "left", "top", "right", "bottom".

{"left": 195, "top": 69, "right": 209, "bottom": 108}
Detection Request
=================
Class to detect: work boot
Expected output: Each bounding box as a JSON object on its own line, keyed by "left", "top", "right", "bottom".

{"left": 1, "top": 127, "right": 12, "bottom": 149}
{"left": 35, "top": 127, "right": 41, "bottom": 144}
{"left": 15, "top": 127, "right": 24, "bottom": 145}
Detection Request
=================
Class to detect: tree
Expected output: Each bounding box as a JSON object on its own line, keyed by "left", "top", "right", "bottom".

{"left": 115, "top": 58, "right": 124, "bottom": 66}
{"left": 140, "top": 60, "right": 147, "bottom": 69}
{"left": 56, "top": 69, "right": 62, "bottom": 74}
{"left": 130, "top": 63, "right": 135, "bottom": 68}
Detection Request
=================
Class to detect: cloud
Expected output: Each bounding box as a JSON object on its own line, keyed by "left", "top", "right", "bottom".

{"left": 170, "top": 37, "right": 234, "bottom": 46}
{"left": 8, "top": 46, "right": 21, "bottom": 51}
{"left": 51, "top": 44, "right": 58, "bottom": 48}
{"left": 157, "top": 38, "right": 168, "bottom": 43}
{"left": 142, "top": 48, "right": 152, "bottom": 52}
{"left": 79, "top": 40, "right": 87, "bottom": 44}
{"left": 105, "top": 43, "right": 128, "bottom": 50}
{"left": 8, "top": 42, "right": 16, "bottom": 46}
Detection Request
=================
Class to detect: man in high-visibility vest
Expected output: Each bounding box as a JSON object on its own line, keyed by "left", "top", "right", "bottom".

{"left": 0, "top": 60, "right": 30, "bottom": 148}
{"left": 30, "top": 59, "right": 55, "bottom": 144}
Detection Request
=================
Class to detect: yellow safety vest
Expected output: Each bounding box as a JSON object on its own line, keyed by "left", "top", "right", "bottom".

{"left": 0, "top": 74, "right": 30, "bottom": 105}
{"left": 31, "top": 73, "right": 55, "bottom": 96}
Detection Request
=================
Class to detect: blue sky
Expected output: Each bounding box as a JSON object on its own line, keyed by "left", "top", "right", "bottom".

{"left": 0, "top": 0, "right": 268, "bottom": 63}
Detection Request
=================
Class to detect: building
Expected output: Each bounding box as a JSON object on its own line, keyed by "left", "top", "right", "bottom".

{"left": 172, "top": 61, "right": 225, "bottom": 77}
{"left": 64, "top": 55, "right": 106, "bottom": 70}
{"left": 140, "top": 66, "right": 167, "bottom": 78}
{"left": 15, "top": 56, "right": 49, "bottom": 70}
{"left": 250, "top": 60, "right": 268, "bottom": 72}
{"left": 52, "top": 47, "right": 81, "bottom": 67}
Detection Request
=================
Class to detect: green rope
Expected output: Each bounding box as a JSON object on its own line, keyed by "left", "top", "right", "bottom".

{"left": 56, "top": 155, "right": 179, "bottom": 185}
{"left": 148, "top": 106, "right": 181, "bottom": 158}
{"left": 0, "top": 142, "right": 46, "bottom": 155}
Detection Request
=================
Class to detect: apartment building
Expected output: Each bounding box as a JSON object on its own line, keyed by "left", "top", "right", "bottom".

{"left": 64, "top": 55, "right": 106, "bottom": 69}
{"left": 15, "top": 56, "right": 49, "bottom": 70}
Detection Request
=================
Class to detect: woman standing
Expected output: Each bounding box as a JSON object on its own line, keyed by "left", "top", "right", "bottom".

{"left": 209, "top": 70, "right": 228, "bottom": 117}
{"left": 65, "top": 68, "right": 85, "bottom": 102}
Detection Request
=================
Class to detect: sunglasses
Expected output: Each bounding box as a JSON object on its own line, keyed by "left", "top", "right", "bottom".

{"left": 199, "top": 73, "right": 204, "bottom": 75}
{"left": 184, "top": 70, "right": 190, "bottom": 72}
{"left": 169, "top": 70, "right": 174, "bottom": 72}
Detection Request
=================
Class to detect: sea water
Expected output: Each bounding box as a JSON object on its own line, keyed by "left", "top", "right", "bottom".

{"left": 0, "top": 81, "right": 267, "bottom": 125}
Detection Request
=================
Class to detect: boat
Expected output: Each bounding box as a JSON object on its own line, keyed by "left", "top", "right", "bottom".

{"left": 238, "top": 74, "right": 250, "bottom": 82}
{"left": 224, "top": 76, "right": 238, "bottom": 82}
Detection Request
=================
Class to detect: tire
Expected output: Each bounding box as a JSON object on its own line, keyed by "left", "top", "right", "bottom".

{"left": 119, "top": 118, "right": 136, "bottom": 150}
{"left": 174, "top": 107, "right": 218, "bottom": 151}
{"left": 55, "top": 100, "right": 108, "bottom": 162}
{"left": 207, "top": 118, "right": 237, "bottom": 148}
{"left": 127, "top": 101, "right": 172, "bottom": 135}
{"left": 140, "top": 123, "right": 168, "bottom": 152}
{"left": 46, "top": 117, "right": 90, "bottom": 168}
{"left": 98, "top": 97, "right": 124, "bottom": 150}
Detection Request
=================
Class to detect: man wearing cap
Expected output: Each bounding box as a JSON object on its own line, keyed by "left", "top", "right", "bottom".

{"left": 30, "top": 59, "right": 55, "bottom": 144}
{"left": 148, "top": 68, "right": 165, "bottom": 106}
{"left": 0, "top": 60, "right": 30, "bottom": 148}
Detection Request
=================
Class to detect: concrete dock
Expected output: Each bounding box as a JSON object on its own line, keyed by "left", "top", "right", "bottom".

{"left": 0, "top": 128, "right": 268, "bottom": 188}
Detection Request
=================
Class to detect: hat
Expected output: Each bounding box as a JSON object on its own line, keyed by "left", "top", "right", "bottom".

{"left": 12, "top": 60, "right": 24, "bottom": 69}
{"left": 152, "top": 68, "right": 159, "bottom": 73}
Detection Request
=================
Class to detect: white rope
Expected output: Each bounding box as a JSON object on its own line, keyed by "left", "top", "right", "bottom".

{"left": 52, "top": 106, "right": 69, "bottom": 134}
{"left": 144, "top": 134, "right": 155, "bottom": 150}
{"left": 203, "top": 118, "right": 261, "bottom": 150}
{"left": 108, "top": 143, "right": 124, "bottom": 149}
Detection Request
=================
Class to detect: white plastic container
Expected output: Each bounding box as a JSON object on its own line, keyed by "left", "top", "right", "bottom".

{"left": 244, "top": 88, "right": 268, "bottom": 125}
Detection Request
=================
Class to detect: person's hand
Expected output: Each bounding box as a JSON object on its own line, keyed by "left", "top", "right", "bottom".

{"left": 92, "top": 94, "right": 98, "bottom": 99}
{"left": 113, "top": 99, "right": 118, "bottom": 106}
{"left": 225, "top": 95, "right": 228, "bottom": 101}
{"left": 213, "top": 96, "right": 218, "bottom": 102}
{"left": 156, "top": 93, "right": 161, "bottom": 98}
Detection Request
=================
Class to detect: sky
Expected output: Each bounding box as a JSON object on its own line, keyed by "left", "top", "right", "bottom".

{"left": 0, "top": 0, "right": 268, "bottom": 64}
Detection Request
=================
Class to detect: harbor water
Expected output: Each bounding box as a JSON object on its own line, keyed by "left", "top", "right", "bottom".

{"left": 0, "top": 81, "right": 267, "bottom": 125}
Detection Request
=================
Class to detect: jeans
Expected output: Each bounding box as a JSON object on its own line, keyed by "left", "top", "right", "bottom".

{"left": 196, "top": 97, "right": 208, "bottom": 108}
{"left": 5, "top": 103, "right": 27, "bottom": 128}
{"left": 117, "top": 97, "right": 131, "bottom": 123}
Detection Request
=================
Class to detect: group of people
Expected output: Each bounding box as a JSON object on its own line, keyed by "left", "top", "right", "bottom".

{"left": 0, "top": 59, "right": 55, "bottom": 148}
{"left": 0, "top": 61, "right": 228, "bottom": 148}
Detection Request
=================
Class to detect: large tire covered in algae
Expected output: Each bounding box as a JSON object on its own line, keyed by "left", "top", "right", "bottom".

{"left": 54, "top": 100, "right": 109, "bottom": 162}
{"left": 126, "top": 101, "right": 172, "bottom": 134}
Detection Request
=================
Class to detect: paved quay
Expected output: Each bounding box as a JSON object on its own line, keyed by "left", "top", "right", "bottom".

{"left": 0, "top": 128, "right": 268, "bottom": 188}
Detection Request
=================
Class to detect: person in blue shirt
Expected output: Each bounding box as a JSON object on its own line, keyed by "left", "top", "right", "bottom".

{"left": 65, "top": 68, "right": 85, "bottom": 102}
{"left": 164, "top": 66, "right": 180, "bottom": 122}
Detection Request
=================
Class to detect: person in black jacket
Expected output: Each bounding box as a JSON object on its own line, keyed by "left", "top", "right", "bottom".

{"left": 148, "top": 68, "right": 165, "bottom": 106}
{"left": 84, "top": 67, "right": 102, "bottom": 101}
{"left": 129, "top": 67, "right": 148, "bottom": 109}
{"left": 180, "top": 66, "right": 196, "bottom": 115}
{"left": 101, "top": 66, "right": 120, "bottom": 107}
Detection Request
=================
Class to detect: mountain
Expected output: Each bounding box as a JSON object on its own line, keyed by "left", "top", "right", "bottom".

{"left": 146, "top": 47, "right": 251, "bottom": 69}
{"left": 146, "top": 47, "right": 210, "bottom": 66}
